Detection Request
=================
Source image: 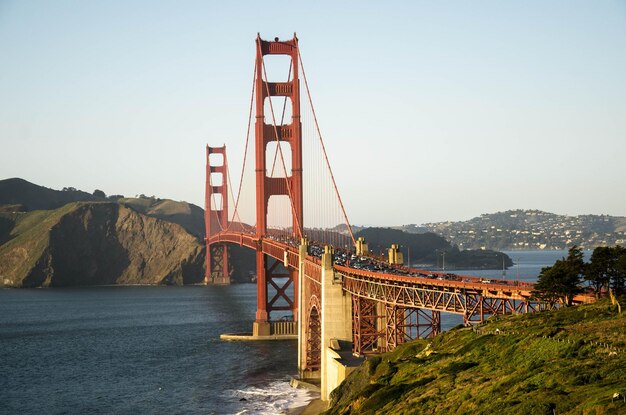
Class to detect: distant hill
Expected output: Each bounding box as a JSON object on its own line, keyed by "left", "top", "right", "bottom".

{"left": 423, "top": 209, "right": 626, "bottom": 251}
{"left": 355, "top": 227, "right": 512, "bottom": 269}
{"left": 0, "top": 178, "right": 205, "bottom": 239}
{"left": 0, "top": 178, "right": 102, "bottom": 210}
{"left": 389, "top": 224, "right": 430, "bottom": 234}
{"left": 356, "top": 228, "right": 449, "bottom": 260}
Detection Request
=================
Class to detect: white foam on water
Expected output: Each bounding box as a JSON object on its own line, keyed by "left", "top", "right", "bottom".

{"left": 224, "top": 378, "right": 317, "bottom": 415}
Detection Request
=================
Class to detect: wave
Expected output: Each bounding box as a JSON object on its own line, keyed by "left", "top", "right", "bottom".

{"left": 223, "top": 378, "right": 316, "bottom": 415}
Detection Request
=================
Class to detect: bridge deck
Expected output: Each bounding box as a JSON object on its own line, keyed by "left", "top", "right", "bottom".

{"left": 207, "top": 232, "right": 550, "bottom": 303}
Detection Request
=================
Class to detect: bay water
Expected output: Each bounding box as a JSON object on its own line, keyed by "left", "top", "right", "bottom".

{"left": 0, "top": 285, "right": 313, "bottom": 414}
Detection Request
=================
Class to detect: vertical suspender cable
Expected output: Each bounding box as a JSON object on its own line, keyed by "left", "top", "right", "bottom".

{"left": 298, "top": 49, "right": 356, "bottom": 247}
{"left": 229, "top": 58, "right": 258, "bottom": 233}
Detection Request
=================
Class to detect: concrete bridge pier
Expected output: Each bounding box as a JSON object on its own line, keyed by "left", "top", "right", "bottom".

{"left": 297, "top": 239, "right": 316, "bottom": 380}
{"left": 297, "top": 242, "right": 362, "bottom": 400}
{"left": 320, "top": 246, "right": 352, "bottom": 401}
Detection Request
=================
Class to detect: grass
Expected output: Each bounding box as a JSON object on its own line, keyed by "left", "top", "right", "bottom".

{"left": 0, "top": 203, "right": 86, "bottom": 285}
{"left": 326, "top": 300, "right": 626, "bottom": 415}
{"left": 119, "top": 197, "right": 204, "bottom": 238}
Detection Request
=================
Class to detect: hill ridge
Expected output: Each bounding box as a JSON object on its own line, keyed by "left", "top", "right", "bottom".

{"left": 421, "top": 209, "right": 626, "bottom": 251}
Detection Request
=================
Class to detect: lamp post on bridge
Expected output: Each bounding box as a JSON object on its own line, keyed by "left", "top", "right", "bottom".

{"left": 400, "top": 245, "right": 411, "bottom": 268}
{"left": 407, "top": 246, "right": 410, "bottom": 269}
{"left": 434, "top": 249, "right": 445, "bottom": 272}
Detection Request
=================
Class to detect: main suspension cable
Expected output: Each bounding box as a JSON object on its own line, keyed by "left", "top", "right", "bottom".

{"left": 298, "top": 49, "right": 356, "bottom": 246}
{"left": 229, "top": 57, "right": 258, "bottom": 233}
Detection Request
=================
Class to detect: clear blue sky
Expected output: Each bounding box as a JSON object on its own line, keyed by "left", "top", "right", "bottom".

{"left": 1, "top": 1, "right": 625, "bottom": 225}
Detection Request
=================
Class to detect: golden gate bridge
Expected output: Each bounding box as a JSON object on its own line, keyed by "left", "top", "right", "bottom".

{"left": 203, "top": 34, "right": 587, "bottom": 400}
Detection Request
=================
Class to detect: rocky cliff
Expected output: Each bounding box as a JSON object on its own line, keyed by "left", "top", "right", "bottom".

{"left": 119, "top": 197, "right": 205, "bottom": 238}
{"left": 0, "top": 202, "right": 204, "bottom": 287}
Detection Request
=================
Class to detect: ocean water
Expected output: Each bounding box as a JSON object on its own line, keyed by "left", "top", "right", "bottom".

{"left": 0, "top": 250, "right": 567, "bottom": 414}
{"left": 0, "top": 285, "right": 314, "bottom": 415}
{"left": 449, "top": 249, "right": 592, "bottom": 282}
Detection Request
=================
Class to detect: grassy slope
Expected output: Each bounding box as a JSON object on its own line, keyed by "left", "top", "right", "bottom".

{"left": 0, "top": 203, "right": 81, "bottom": 283}
{"left": 326, "top": 300, "right": 626, "bottom": 415}
{"left": 119, "top": 197, "right": 204, "bottom": 238}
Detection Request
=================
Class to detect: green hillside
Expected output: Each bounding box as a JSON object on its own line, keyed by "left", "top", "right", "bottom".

{"left": 0, "top": 204, "right": 79, "bottom": 286}
{"left": 326, "top": 300, "right": 626, "bottom": 415}
{"left": 120, "top": 197, "right": 205, "bottom": 238}
{"left": 0, "top": 178, "right": 205, "bottom": 238}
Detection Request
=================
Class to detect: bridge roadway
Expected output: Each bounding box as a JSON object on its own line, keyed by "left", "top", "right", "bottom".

{"left": 207, "top": 231, "right": 541, "bottom": 318}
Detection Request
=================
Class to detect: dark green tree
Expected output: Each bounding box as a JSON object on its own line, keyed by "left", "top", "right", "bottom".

{"left": 533, "top": 246, "right": 584, "bottom": 306}
{"left": 533, "top": 263, "right": 565, "bottom": 306}
{"left": 93, "top": 189, "right": 106, "bottom": 198}
{"left": 585, "top": 246, "right": 615, "bottom": 295}
{"left": 611, "top": 245, "right": 626, "bottom": 295}
{"left": 586, "top": 245, "right": 626, "bottom": 296}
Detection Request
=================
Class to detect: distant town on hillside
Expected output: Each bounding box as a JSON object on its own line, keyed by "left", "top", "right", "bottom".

{"left": 395, "top": 210, "right": 626, "bottom": 251}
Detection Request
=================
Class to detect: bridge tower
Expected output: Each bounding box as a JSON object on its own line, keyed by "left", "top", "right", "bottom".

{"left": 205, "top": 145, "right": 230, "bottom": 284}
{"left": 253, "top": 34, "right": 303, "bottom": 335}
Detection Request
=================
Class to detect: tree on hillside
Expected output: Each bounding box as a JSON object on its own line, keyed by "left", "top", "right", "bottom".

{"left": 586, "top": 246, "right": 617, "bottom": 296}
{"left": 612, "top": 246, "right": 626, "bottom": 295}
{"left": 533, "top": 246, "right": 584, "bottom": 306}
{"left": 585, "top": 245, "right": 626, "bottom": 296}
{"left": 93, "top": 189, "right": 106, "bottom": 198}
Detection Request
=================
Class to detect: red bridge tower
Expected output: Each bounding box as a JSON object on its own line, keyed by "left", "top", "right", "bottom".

{"left": 253, "top": 34, "right": 303, "bottom": 335}
{"left": 205, "top": 145, "right": 230, "bottom": 285}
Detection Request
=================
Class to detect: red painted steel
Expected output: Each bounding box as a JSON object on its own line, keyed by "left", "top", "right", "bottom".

{"left": 205, "top": 145, "right": 230, "bottom": 284}
{"left": 254, "top": 34, "right": 303, "bottom": 322}
{"left": 352, "top": 296, "right": 382, "bottom": 355}
{"left": 305, "top": 294, "right": 322, "bottom": 370}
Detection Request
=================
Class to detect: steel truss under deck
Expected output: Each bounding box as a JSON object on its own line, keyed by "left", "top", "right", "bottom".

{"left": 341, "top": 272, "right": 544, "bottom": 324}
